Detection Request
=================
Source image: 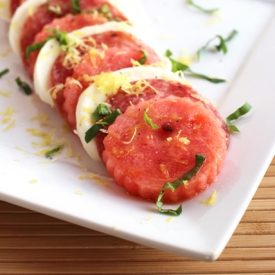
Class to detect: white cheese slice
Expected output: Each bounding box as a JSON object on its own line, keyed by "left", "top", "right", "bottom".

{"left": 9, "top": 0, "right": 47, "bottom": 55}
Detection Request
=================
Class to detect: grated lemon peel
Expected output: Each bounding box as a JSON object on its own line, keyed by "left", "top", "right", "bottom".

{"left": 0, "top": 107, "right": 16, "bottom": 131}
{"left": 200, "top": 190, "right": 217, "bottom": 206}
{"left": 79, "top": 173, "right": 111, "bottom": 188}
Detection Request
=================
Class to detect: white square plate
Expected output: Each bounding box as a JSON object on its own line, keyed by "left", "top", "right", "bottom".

{"left": 1, "top": 0, "right": 275, "bottom": 261}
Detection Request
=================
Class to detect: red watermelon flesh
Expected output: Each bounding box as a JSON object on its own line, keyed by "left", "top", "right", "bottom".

{"left": 94, "top": 78, "right": 229, "bottom": 157}
{"left": 20, "top": 0, "right": 128, "bottom": 73}
{"left": 28, "top": 13, "right": 108, "bottom": 78}
{"left": 102, "top": 96, "right": 228, "bottom": 202}
{"left": 10, "top": 0, "right": 25, "bottom": 15}
{"left": 51, "top": 33, "right": 161, "bottom": 130}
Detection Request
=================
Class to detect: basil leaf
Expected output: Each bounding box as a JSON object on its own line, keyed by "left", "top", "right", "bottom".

{"left": 185, "top": 69, "right": 226, "bottom": 83}
{"left": 99, "top": 4, "right": 113, "bottom": 20}
{"left": 15, "top": 77, "right": 32, "bottom": 95}
{"left": 49, "top": 29, "right": 71, "bottom": 47}
{"left": 197, "top": 30, "right": 238, "bottom": 61}
{"left": 0, "top": 68, "right": 9, "bottom": 78}
{"left": 45, "top": 145, "right": 63, "bottom": 158}
{"left": 26, "top": 41, "right": 47, "bottom": 58}
{"left": 144, "top": 108, "right": 159, "bottom": 130}
{"left": 138, "top": 50, "right": 149, "bottom": 65}
{"left": 226, "top": 102, "right": 252, "bottom": 132}
{"left": 71, "top": 0, "right": 81, "bottom": 14}
{"left": 92, "top": 103, "right": 112, "bottom": 121}
{"left": 165, "top": 50, "right": 226, "bottom": 83}
{"left": 26, "top": 29, "right": 70, "bottom": 58}
{"left": 156, "top": 154, "right": 206, "bottom": 216}
{"left": 85, "top": 109, "right": 122, "bottom": 143}
{"left": 187, "top": 0, "right": 219, "bottom": 14}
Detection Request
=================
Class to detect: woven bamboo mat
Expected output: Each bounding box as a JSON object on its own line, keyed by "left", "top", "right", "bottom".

{"left": 0, "top": 156, "right": 274, "bottom": 275}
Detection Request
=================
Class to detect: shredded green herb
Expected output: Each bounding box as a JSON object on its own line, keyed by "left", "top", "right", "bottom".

{"left": 156, "top": 154, "right": 206, "bottom": 216}
{"left": 15, "top": 77, "right": 32, "bottom": 95}
{"left": 144, "top": 108, "right": 159, "bottom": 130}
{"left": 45, "top": 145, "right": 64, "bottom": 158}
{"left": 92, "top": 104, "right": 112, "bottom": 121}
{"left": 165, "top": 50, "right": 226, "bottom": 83}
{"left": 185, "top": 69, "right": 226, "bottom": 83}
{"left": 99, "top": 4, "right": 113, "bottom": 20}
{"left": 187, "top": 0, "right": 219, "bottom": 14}
{"left": 26, "top": 29, "right": 71, "bottom": 58}
{"left": 138, "top": 50, "right": 149, "bottom": 65}
{"left": 226, "top": 102, "right": 252, "bottom": 132}
{"left": 0, "top": 68, "right": 9, "bottom": 78}
{"left": 26, "top": 41, "right": 47, "bottom": 58}
{"left": 85, "top": 104, "right": 122, "bottom": 143}
{"left": 71, "top": 0, "right": 81, "bottom": 14}
{"left": 196, "top": 30, "right": 238, "bottom": 61}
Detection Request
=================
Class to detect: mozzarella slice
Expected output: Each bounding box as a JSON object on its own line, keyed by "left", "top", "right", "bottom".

{"left": 34, "top": 21, "right": 172, "bottom": 106}
{"left": 75, "top": 66, "right": 187, "bottom": 161}
{"left": 0, "top": 0, "right": 11, "bottom": 22}
{"left": 9, "top": 0, "right": 46, "bottom": 55}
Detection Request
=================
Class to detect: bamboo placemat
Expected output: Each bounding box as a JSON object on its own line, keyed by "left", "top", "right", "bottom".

{"left": 0, "top": 156, "right": 274, "bottom": 275}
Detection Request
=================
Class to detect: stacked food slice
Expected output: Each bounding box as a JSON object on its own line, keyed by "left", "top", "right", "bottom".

{"left": 1, "top": 0, "right": 229, "bottom": 209}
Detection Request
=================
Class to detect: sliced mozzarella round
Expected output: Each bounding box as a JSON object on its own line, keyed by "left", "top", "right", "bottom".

{"left": 34, "top": 21, "right": 171, "bottom": 107}
{"left": 0, "top": 0, "right": 11, "bottom": 22}
{"left": 9, "top": 0, "right": 46, "bottom": 55}
{"left": 75, "top": 66, "right": 186, "bottom": 161}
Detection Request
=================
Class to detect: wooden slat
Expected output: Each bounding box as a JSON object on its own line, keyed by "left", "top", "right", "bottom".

{"left": 0, "top": 236, "right": 142, "bottom": 249}
{"left": 0, "top": 224, "right": 97, "bottom": 237}
{"left": 0, "top": 234, "right": 274, "bottom": 250}
{"left": 259, "top": 176, "right": 275, "bottom": 187}
{"left": 0, "top": 247, "right": 274, "bottom": 263}
{"left": 253, "top": 187, "right": 275, "bottom": 199}
{"left": 0, "top": 213, "right": 67, "bottom": 225}
{"left": 228, "top": 235, "right": 275, "bottom": 248}
{"left": 0, "top": 261, "right": 275, "bottom": 275}
{"left": 0, "top": 201, "right": 35, "bottom": 213}
{"left": 241, "top": 210, "right": 275, "bottom": 222}
{"left": 234, "top": 222, "right": 275, "bottom": 235}
{"left": 265, "top": 164, "right": 275, "bottom": 176}
{"left": 247, "top": 199, "right": 275, "bottom": 210}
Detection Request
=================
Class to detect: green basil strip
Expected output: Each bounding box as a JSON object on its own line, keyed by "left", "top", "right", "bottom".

{"left": 71, "top": 0, "right": 81, "bottom": 14}
{"left": 45, "top": 145, "right": 64, "bottom": 158}
{"left": 144, "top": 108, "right": 159, "bottom": 130}
{"left": 156, "top": 154, "right": 206, "bottom": 216}
{"left": 92, "top": 103, "right": 112, "bottom": 121}
{"left": 187, "top": 0, "right": 219, "bottom": 14}
{"left": 138, "top": 50, "right": 149, "bottom": 65}
{"left": 26, "top": 41, "right": 47, "bottom": 58}
{"left": 15, "top": 77, "right": 32, "bottom": 95}
{"left": 49, "top": 29, "right": 71, "bottom": 47}
{"left": 99, "top": 4, "right": 113, "bottom": 20}
{"left": 26, "top": 29, "right": 70, "bottom": 58}
{"left": 165, "top": 50, "right": 189, "bottom": 72}
{"left": 226, "top": 102, "right": 252, "bottom": 132}
{"left": 165, "top": 50, "right": 226, "bottom": 83}
{"left": 185, "top": 69, "right": 226, "bottom": 83}
{"left": 196, "top": 29, "right": 238, "bottom": 61}
{"left": 216, "top": 30, "right": 238, "bottom": 52}
{"left": 85, "top": 109, "right": 122, "bottom": 143}
{"left": 0, "top": 68, "right": 9, "bottom": 78}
